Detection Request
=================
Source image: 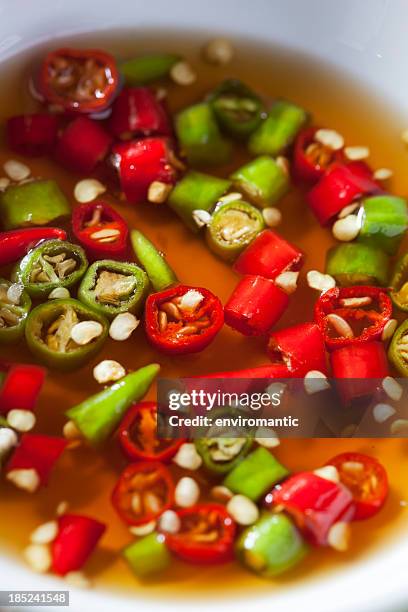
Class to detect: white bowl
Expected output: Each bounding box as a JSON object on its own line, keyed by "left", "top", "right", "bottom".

{"left": 1, "top": 1, "right": 408, "bottom": 610}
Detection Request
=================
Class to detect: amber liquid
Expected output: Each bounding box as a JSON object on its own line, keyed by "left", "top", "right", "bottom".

{"left": 0, "top": 29, "right": 407, "bottom": 600}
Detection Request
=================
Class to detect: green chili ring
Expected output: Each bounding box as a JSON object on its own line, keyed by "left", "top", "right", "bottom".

{"left": 25, "top": 298, "right": 109, "bottom": 371}
{"left": 206, "top": 200, "right": 265, "bottom": 262}
{"left": 14, "top": 239, "right": 88, "bottom": 299}
{"left": 0, "top": 278, "right": 31, "bottom": 344}
{"left": 78, "top": 259, "right": 149, "bottom": 320}
{"left": 388, "top": 319, "right": 408, "bottom": 377}
{"left": 390, "top": 253, "right": 408, "bottom": 311}
{"left": 208, "top": 79, "right": 265, "bottom": 139}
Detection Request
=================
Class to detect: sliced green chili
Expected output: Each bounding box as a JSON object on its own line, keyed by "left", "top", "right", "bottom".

{"left": 0, "top": 180, "right": 70, "bottom": 230}
{"left": 0, "top": 279, "right": 31, "bottom": 344}
{"left": 249, "top": 99, "right": 308, "bottom": 157}
{"left": 388, "top": 320, "right": 408, "bottom": 376}
{"left": 325, "top": 243, "right": 389, "bottom": 287}
{"left": 66, "top": 363, "right": 160, "bottom": 445}
{"left": 78, "top": 259, "right": 149, "bottom": 320}
{"left": 223, "top": 447, "right": 289, "bottom": 501}
{"left": 208, "top": 79, "right": 265, "bottom": 139}
{"left": 358, "top": 195, "right": 408, "bottom": 256}
{"left": 236, "top": 512, "right": 308, "bottom": 577}
{"left": 231, "top": 156, "right": 289, "bottom": 207}
{"left": 175, "top": 103, "right": 231, "bottom": 167}
{"left": 14, "top": 240, "right": 88, "bottom": 299}
{"left": 123, "top": 533, "right": 171, "bottom": 577}
{"left": 121, "top": 53, "right": 180, "bottom": 85}
{"left": 206, "top": 199, "right": 264, "bottom": 262}
{"left": 168, "top": 171, "right": 231, "bottom": 232}
{"left": 25, "top": 298, "right": 108, "bottom": 371}
{"left": 390, "top": 253, "right": 408, "bottom": 311}
{"left": 195, "top": 436, "right": 253, "bottom": 474}
{"left": 130, "top": 230, "right": 178, "bottom": 291}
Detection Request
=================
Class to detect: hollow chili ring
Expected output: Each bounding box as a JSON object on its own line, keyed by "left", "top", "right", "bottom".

{"left": 39, "top": 48, "right": 120, "bottom": 114}
{"left": 327, "top": 452, "right": 388, "bottom": 520}
{"left": 72, "top": 202, "right": 129, "bottom": 262}
{"left": 111, "top": 461, "right": 175, "bottom": 526}
{"left": 293, "top": 126, "right": 344, "bottom": 184}
{"left": 163, "top": 504, "right": 236, "bottom": 564}
{"left": 118, "top": 401, "right": 184, "bottom": 462}
{"left": 315, "top": 286, "right": 392, "bottom": 350}
{"left": 144, "top": 284, "right": 224, "bottom": 355}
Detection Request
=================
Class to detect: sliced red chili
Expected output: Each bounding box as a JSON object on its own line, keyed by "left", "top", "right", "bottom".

{"left": 330, "top": 341, "right": 389, "bottom": 405}
{"left": 163, "top": 504, "right": 236, "bottom": 564}
{"left": 51, "top": 513, "right": 106, "bottom": 576}
{"left": 315, "top": 286, "right": 392, "bottom": 350}
{"left": 108, "top": 87, "right": 172, "bottom": 140}
{"left": 5, "top": 434, "right": 67, "bottom": 488}
{"left": 72, "top": 201, "right": 128, "bottom": 261}
{"left": 39, "top": 48, "right": 119, "bottom": 114}
{"left": 112, "top": 137, "right": 177, "bottom": 204}
{"left": 55, "top": 117, "right": 112, "bottom": 174}
{"left": 267, "top": 322, "right": 327, "bottom": 376}
{"left": 273, "top": 472, "right": 355, "bottom": 546}
{"left": 0, "top": 363, "right": 46, "bottom": 415}
{"left": 307, "top": 161, "right": 381, "bottom": 226}
{"left": 293, "top": 127, "right": 344, "bottom": 184}
{"left": 327, "top": 453, "right": 388, "bottom": 520}
{"left": 118, "top": 401, "right": 184, "bottom": 462}
{"left": 225, "top": 275, "right": 289, "bottom": 336}
{"left": 111, "top": 462, "right": 174, "bottom": 526}
{"left": 6, "top": 114, "right": 59, "bottom": 157}
{"left": 233, "top": 230, "right": 304, "bottom": 280}
{"left": 0, "top": 228, "right": 67, "bottom": 266}
{"left": 145, "top": 285, "right": 224, "bottom": 355}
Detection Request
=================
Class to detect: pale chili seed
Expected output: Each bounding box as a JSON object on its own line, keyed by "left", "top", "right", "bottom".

{"left": 326, "top": 313, "right": 354, "bottom": 338}
{"left": 160, "top": 301, "right": 182, "bottom": 320}
{"left": 177, "top": 325, "right": 199, "bottom": 336}
{"left": 339, "top": 296, "right": 372, "bottom": 308}
{"left": 158, "top": 310, "right": 168, "bottom": 332}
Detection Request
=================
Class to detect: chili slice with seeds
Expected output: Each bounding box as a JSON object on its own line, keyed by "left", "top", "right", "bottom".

{"left": 118, "top": 401, "right": 184, "bottom": 462}
{"left": 39, "top": 48, "right": 119, "bottom": 114}
{"left": 315, "top": 286, "right": 392, "bottom": 351}
{"left": 111, "top": 462, "right": 174, "bottom": 526}
{"left": 72, "top": 202, "right": 128, "bottom": 261}
{"left": 145, "top": 285, "right": 224, "bottom": 355}
{"left": 327, "top": 453, "right": 388, "bottom": 520}
{"left": 293, "top": 127, "right": 344, "bottom": 184}
{"left": 163, "top": 504, "right": 236, "bottom": 564}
